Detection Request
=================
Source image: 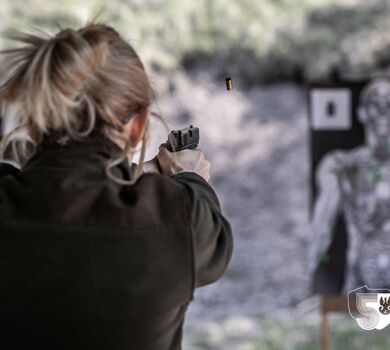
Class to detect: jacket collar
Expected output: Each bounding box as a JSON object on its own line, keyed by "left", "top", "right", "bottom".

{"left": 22, "top": 130, "right": 135, "bottom": 181}
{"left": 38, "top": 129, "right": 123, "bottom": 154}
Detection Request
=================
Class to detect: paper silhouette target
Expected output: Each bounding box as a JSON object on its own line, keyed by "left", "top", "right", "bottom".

{"left": 308, "top": 78, "right": 390, "bottom": 294}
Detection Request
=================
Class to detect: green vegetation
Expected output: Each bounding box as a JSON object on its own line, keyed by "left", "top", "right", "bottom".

{"left": 2, "top": 0, "right": 390, "bottom": 86}
{"left": 253, "top": 314, "right": 390, "bottom": 350}
{"left": 184, "top": 313, "right": 390, "bottom": 349}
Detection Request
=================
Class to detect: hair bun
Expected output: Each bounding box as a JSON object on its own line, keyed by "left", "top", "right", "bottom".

{"left": 56, "top": 28, "right": 76, "bottom": 39}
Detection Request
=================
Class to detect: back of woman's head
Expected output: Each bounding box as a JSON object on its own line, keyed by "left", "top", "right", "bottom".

{"left": 0, "top": 20, "right": 165, "bottom": 185}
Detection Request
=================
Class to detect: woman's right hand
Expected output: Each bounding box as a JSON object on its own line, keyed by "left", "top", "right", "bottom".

{"left": 156, "top": 144, "right": 211, "bottom": 182}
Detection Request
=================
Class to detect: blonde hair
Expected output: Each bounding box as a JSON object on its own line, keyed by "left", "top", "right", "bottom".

{"left": 0, "top": 19, "right": 169, "bottom": 185}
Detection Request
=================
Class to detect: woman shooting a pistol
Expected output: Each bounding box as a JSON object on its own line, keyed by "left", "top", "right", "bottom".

{"left": 0, "top": 21, "right": 233, "bottom": 350}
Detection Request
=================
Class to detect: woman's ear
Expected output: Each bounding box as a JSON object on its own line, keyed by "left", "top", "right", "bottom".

{"left": 27, "top": 125, "right": 39, "bottom": 144}
{"left": 125, "top": 107, "right": 149, "bottom": 147}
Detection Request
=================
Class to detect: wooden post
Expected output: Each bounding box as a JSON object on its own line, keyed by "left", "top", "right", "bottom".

{"left": 319, "top": 295, "right": 358, "bottom": 350}
{"left": 321, "top": 296, "right": 329, "bottom": 350}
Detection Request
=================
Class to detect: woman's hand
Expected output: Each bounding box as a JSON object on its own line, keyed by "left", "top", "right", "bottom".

{"left": 142, "top": 156, "right": 161, "bottom": 173}
{"left": 156, "top": 144, "right": 211, "bottom": 182}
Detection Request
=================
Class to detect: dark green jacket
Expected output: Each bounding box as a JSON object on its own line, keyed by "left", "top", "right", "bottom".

{"left": 0, "top": 133, "right": 233, "bottom": 350}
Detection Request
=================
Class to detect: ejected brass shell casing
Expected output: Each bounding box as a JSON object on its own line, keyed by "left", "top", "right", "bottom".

{"left": 226, "top": 77, "right": 233, "bottom": 90}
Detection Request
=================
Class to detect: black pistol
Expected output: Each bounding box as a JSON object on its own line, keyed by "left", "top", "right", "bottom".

{"left": 165, "top": 125, "right": 199, "bottom": 152}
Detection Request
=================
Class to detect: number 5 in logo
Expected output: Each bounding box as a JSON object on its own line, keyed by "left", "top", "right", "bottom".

{"left": 355, "top": 293, "right": 379, "bottom": 330}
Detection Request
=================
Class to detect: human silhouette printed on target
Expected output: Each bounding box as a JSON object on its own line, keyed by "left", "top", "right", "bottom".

{"left": 309, "top": 78, "right": 390, "bottom": 292}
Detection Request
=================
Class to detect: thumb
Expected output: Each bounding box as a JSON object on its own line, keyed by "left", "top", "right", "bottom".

{"left": 157, "top": 144, "right": 175, "bottom": 165}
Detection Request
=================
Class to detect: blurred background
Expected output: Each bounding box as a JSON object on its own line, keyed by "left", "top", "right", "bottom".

{"left": 2, "top": 0, "right": 390, "bottom": 349}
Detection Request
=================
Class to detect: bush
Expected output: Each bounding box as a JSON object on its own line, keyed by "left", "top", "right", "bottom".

{"left": 2, "top": 0, "right": 390, "bottom": 87}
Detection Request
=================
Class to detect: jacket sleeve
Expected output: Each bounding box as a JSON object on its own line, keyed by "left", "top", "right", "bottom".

{"left": 170, "top": 171, "right": 233, "bottom": 288}
{"left": 0, "top": 161, "right": 20, "bottom": 180}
